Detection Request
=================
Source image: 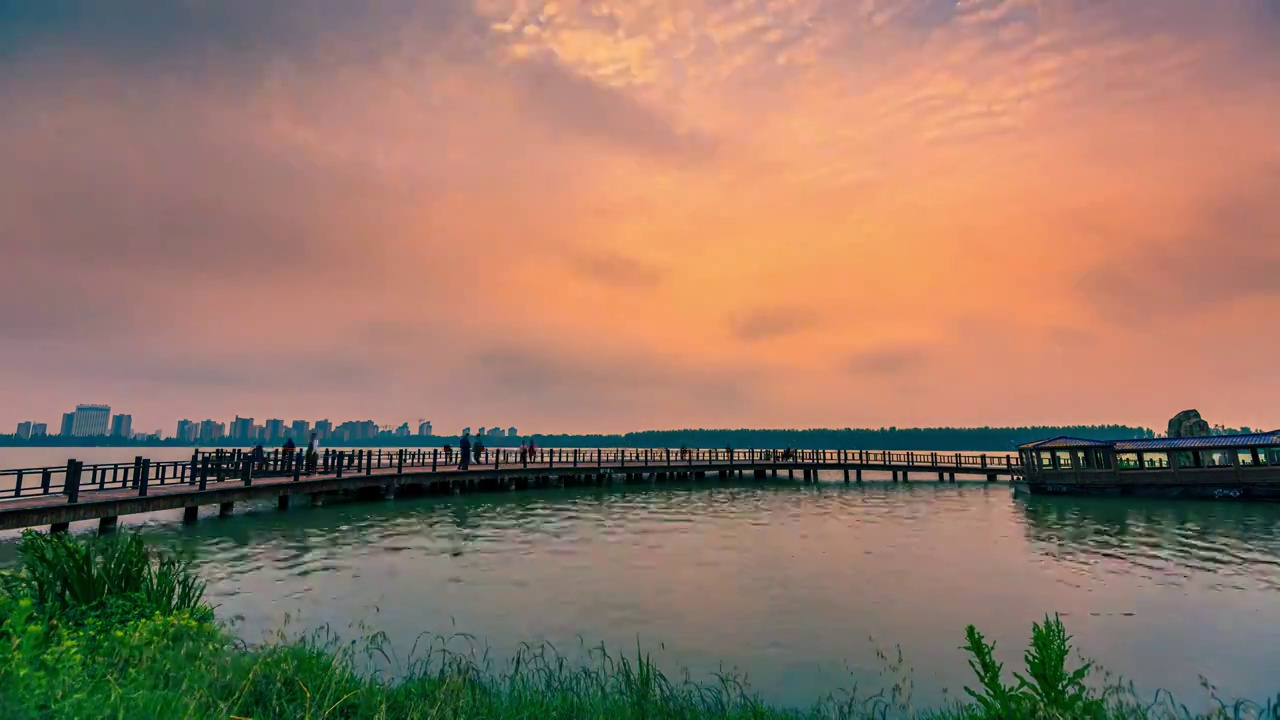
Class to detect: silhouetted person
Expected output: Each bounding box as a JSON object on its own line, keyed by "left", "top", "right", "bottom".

{"left": 473, "top": 438, "right": 484, "bottom": 463}
{"left": 443, "top": 444, "right": 453, "bottom": 464}
{"left": 458, "top": 434, "right": 471, "bottom": 470}
{"left": 282, "top": 438, "right": 296, "bottom": 470}
{"left": 251, "top": 444, "right": 265, "bottom": 471}
{"left": 306, "top": 433, "right": 319, "bottom": 474}
{"left": 519, "top": 442, "right": 528, "bottom": 464}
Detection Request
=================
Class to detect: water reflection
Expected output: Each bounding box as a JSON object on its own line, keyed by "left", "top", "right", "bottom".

{"left": 1019, "top": 496, "right": 1280, "bottom": 591}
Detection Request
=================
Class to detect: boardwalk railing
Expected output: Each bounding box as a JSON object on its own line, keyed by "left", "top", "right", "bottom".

{"left": 0, "top": 448, "right": 1020, "bottom": 504}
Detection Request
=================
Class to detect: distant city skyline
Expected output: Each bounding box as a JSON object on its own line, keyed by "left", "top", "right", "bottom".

{"left": 10, "top": 403, "right": 528, "bottom": 443}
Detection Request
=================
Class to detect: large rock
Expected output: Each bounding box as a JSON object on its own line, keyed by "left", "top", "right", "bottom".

{"left": 1167, "top": 410, "right": 1211, "bottom": 439}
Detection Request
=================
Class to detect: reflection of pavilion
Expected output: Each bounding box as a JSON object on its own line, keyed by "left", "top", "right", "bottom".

{"left": 1017, "top": 494, "right": 1280, "bottom": 587}
{"left": 1015, "top": 432, "right": 1280, "bottom": 500}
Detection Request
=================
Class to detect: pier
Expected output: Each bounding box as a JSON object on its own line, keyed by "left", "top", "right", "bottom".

{"left": 0, "top": 448, "right": 1019, "bottom": 532}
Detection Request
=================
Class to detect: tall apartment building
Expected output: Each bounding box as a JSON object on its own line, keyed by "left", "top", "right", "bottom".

{"left": 418, "top": 421, "right": 433, "bottom": 436}
{"left": 59, "top": 412, "right": 75, "bottom": 437}
{"left": 31, "top": 423, "right": 47, "bottom": 437}
{"left": 313, "top": 420, "right": 333, "bottom": 440}
{"left": 230, "top": 416, "right": 254, "bottom": 440}
{"left": 198, "top": 419, "right": 226, "bottom": 443}
{"left": 15, "top": 421, "right": 32, "bottom": 439}
{"left": 109, "top": 414, "right": 133, "bottom": 438}
{"left": 175, "top": 419, "right": 197, "bottom": 443}
{"left": 478, "top": 427, "right": 487, "bottom": 437}
{"left": 264, "top": 419, "right": 284, "bottom": 442}
{"left": 71, "top": 404, "right": 111, "bottom": 437}
{"left": 290, "top": 420, "right": 310, "bottom": 440}
{"left": 507, "top": 427, "right": 518, "bottom": 437}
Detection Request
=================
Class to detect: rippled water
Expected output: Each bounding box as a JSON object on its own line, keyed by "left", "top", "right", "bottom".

{"left": 4, "top": 473, "right": 1280, "bottom": 709}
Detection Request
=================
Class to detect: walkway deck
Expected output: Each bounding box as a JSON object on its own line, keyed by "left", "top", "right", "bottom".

{"left": 0, "top": 448, "right": 1020, "bottom": 532}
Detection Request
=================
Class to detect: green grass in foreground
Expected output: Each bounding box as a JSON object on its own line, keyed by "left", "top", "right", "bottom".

{"left": 0, "top": 531, "right": 1276, "bottom": 720}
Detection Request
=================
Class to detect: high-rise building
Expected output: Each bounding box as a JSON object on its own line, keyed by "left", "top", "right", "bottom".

{"left": 291, "top": 420, "right": 310, "bottom": 440}
{"left": 176, "top": 419, "right": 196, "bottom": 443}
{"left": 230, "top": 416, "right": 254, "bottom": 440}
{"left": 418, "top": 421, "right": 433, "bottom": 436}
{"left": 313, "top": 420, "right": 332, "bottom": 440}
{"left": 198, "top": 419, "right": 226, "bottom": 443}
{"left": 507, "top": 427, "right": 518, "bottom": 437}
{"left": 71, "top": 405, "right": 111, "bottom": 437}
{"left": 15, "top": 421, "right": 32, "bottom": 439}
{"left": 486, "top": 427, "right": 503, "bottom": 438}
{"left": 478, "top": 427, "right": 487, "bottom": 437}
{"left": 31, "top": 423, "right": 47, "bottom": 437}
{"left": 109, "top": 414, "right": 133, "bottom": 438}
{"left": 264, "top": 419, "right": 284, "bottom": 442}
{"left": 395, "top": 423, "right": 410, "bottom": 437}
{"left": 60, "top": 412, "right": 75, "bottom": 437}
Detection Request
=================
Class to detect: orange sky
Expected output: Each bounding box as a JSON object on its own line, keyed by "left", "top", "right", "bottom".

{"left": 2, "top": 0, "right": 1278, "bottom": 435}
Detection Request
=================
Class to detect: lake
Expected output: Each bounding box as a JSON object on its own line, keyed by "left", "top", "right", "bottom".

{"left": 1, "top": 446, "right": 1278, "bottom": 710}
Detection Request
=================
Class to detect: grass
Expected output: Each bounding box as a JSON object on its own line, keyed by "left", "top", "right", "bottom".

{"left": 0, "top": 531, "right": 1276, "bottom": 720}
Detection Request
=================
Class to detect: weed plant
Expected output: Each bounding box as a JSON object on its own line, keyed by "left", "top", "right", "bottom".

{"left": 1, "top": 530, "right": 1276, "bottom": 720}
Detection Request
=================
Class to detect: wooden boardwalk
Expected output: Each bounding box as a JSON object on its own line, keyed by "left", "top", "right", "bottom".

{"left": 0, "top": 448, "right": 1020, "bottom": 533}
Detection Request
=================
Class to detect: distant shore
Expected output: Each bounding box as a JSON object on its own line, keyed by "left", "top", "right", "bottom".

{"left": 0, "top": 425, "right": 1151, "bottom": 452}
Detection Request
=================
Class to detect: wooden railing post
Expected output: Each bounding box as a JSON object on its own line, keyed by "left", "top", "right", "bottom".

{"left": 336, "top": 452, "right": 345, "bottom": 479}
{"left": 397, "top": 449, "right": 405, "bottom": 474}
{"left": 65, "top": 460, "right": 81, "bottom": 504}
{"left": 139, "top": 459, "right": 151, "bottom": 496}
{"left": 13, "top": 470, "right": 24, "bottom": 498}
{"left": 432, "top": 449, "right": 438, "bottom": 472}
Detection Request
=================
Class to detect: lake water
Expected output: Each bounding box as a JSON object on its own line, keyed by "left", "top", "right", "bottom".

{"left": 2, "top": 447, "right": 1278, "bottom": 710}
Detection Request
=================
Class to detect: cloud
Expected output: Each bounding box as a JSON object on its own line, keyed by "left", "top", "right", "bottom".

{"left": 844, "top": 346, "right": 929, "bottom": 376}
{"left": 1076, "top": 164, "right": 1280, "bottom": 326}
{"left": 508, "top": 57, "right": 719, "bottom": 161}
{"left": 469, "top": 347, "right": 752, "bottom": 422}
{"left": 569, "top": 251, "right": 664, "bottom": 288}
{"left": 730, "top": 307, "right": 813, "bottom": 342}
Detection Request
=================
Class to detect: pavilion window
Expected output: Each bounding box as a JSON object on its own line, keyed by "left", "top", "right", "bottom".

{"left": 1174, "top": 451, "right": 1197, "bottom": 469}
{"left": 1116, "top": 452, "right": 1140, "bottom": 470}
{"left": 1201, "top": 449, "right": 1234, "bottom": 467}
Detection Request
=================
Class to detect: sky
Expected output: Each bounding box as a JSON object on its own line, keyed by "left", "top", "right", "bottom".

{"left": 1, "top": 0, "right": 1278, "bottom": 436}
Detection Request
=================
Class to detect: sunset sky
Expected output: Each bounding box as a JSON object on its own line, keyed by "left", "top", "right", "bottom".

{"left": 2, "top": 0, "right": 1278, "bottom": 435}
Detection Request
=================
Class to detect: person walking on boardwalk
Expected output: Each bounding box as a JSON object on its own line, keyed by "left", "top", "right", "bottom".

{"left": 252, "top": 444, "right": 265, "bottom": 471}
{"left": 443, "top": 444, "right": 453, "bottom": 464}
{"left": 282, "top": 437, "right": 296, "bottom": 471}
{"left": 458, "top": 433, "right": 471, "bottom": 470}
{"left": 473, "top": 437, "right": 484, "bottom": 464}
{"left": 519, "top": 442, "right": 528, "bottom": 464}
{"left": 306, "top": 433, "right": 319, "bottom": 474}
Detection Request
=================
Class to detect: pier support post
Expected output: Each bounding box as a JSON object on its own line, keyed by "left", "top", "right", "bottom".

{"left": 51, "top": 521, "right": 69, "bottom": 534}
{"left": 277, "top": 495, "right": 290, "bottom": 511}
{"left": 182, "top": 506, "right": 199, "bottom": 524}
{"left": 856, "top": 468, "right": 863, "bottom": 483}
{"left": 772, "top": 468, "right": 778, "bottom": 478}
{"left": 99, "top": 516, "right": 119, "bottom": 534}
{"left": 986, "top": 473, "right": 997, "bottom": 482}
{"left": 902, "top": 471, "right": 909, "bottom": 482}
{"left": 218, "top": 502, "right": 234, "bottom": 517}
{"left": 949, "top": 472, "right": 956, "bottom": 482}
{"left": 938, "top": 471, "right": 945, "bottom": 482}
{"left": 892, "top": 471, "right": 899, "bottom": 482}
{"left": 844, "top": 468, "right": 850, "bottom": 484}
{"left": 311, "top": 493, "right": 324, "bottom": 507}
